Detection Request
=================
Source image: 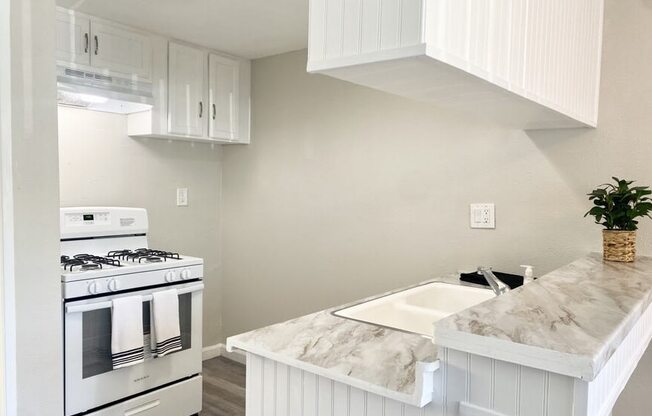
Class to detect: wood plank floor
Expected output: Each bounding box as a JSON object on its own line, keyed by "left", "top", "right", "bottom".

{"left": 201, "top": 357, "right": 246, "bottom": 416}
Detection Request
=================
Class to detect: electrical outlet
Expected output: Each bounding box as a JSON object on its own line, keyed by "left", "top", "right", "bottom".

{"left": 470, "top": 203, "right": 495, "bottom": 229}
{"left": 176, "top": 188, "right": 188, "bottom": 207}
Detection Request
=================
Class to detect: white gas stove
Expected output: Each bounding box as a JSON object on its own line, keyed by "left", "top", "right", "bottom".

{"left": 60, "top": 207, "right": 203, "bottom": 299}
{"left": 61, "top": 207, "right": 203, "bottom": 416}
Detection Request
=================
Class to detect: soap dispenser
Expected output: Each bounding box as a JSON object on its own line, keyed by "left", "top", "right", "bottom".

{"left": 520, "top": 265, "right": 534, "bottom": 284}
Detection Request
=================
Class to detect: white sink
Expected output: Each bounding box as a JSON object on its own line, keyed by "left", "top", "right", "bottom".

{"left": 333, "top": 281, "right": 495, "bottom": 338}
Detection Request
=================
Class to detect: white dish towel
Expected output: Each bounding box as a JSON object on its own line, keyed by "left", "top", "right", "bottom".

{"left": 111, "top": 295, "right": 145, "bottom": 369}
{"left": 151, "top": 289, "right": 182, "bottom": 357}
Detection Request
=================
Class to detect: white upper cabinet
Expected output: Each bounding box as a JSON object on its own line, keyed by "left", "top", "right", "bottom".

{"left": 55, "top": 9, "right": 90, "bottom": 65}
{"left": 89, "top": 21, "right": 152, "bottom": 78}
{"left": 208, "top": 53, "right": 240, "bottom": 141}
{"left": 128, "top": 38, "right": 251, "bottom": 145}
{"left": 168, "top": 42, "right": 207, "bottom": 137}
{"left": 55, "top": 7, "right": 152, "bottom": 79}
{"left": 308, "top": 0, "right": 605, "bottom": 130}
{"left": 54, "top": 7, "right": 251, "bottom": 144}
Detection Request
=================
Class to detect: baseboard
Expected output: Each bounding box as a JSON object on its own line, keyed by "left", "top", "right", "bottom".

{"left": 202, "top": 343, "right": 246, "bottom": 365}
{"left": 202, "top": 344, "right": 222, "bottom": 361}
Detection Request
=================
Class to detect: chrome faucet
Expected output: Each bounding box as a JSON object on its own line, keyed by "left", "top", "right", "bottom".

{"left": 477, "top": 266, "right": 511, "bottom": 296}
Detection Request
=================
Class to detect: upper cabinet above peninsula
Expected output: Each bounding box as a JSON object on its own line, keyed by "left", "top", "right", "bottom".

{"left": 307, "top": 0, "right": 605, "bottom": 130}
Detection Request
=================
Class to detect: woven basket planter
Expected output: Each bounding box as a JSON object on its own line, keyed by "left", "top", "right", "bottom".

{"left": 603, "top": 230, "right": 637, "bottom": 262}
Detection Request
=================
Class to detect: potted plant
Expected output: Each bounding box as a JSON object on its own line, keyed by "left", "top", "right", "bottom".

{"left": 585, "top": 177, "right": 652, "bottom": 262}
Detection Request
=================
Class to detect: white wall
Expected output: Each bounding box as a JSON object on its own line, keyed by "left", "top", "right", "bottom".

{"left": 57, "top": 106, "right": 224, "bottom": 346}
{"left": 0, "top": 0, "right": 63, "bottom": 414}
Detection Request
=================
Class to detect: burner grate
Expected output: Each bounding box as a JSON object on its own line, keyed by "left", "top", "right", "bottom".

{"left": 61, "top": 254, "right": 121, "bottom": 272}
{"left": 107, "top": 248, "right": 181, "bottom": 263}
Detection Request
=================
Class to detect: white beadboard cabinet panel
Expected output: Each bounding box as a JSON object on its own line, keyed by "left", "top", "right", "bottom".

{"left": 384, "top": 399, "right": 405, "bottom": 416}
{"left": 360, "top": 0, "right": 381, "bottom": 54}
{"left": 518, "top": 367, "right": 546, "bottom": 416}
{"left": 546, "top": 373, "right": 574, "bottom": 416}
{"left": 400, "top": 0, "right": 424, "bottom": 47}
{"left": 350, "top": 388, "right": 366, "bottom": 416}
{"left": 324, "top": 0, "right": 345, "bottom": 59}
{"left": 491, "top": 361, "right": 518, "bottom": 415}
{"left": 308, "top": 0, "right": 604, "bottom": 129}
{"left": 580, "top": 296, "right": 652, "bottom": 416}
{"left": 276, "top": 363, "right": 290, "bottom": 416}
{"left": 247, "top": 354, "right": 435, "bottom": 416}
{"left": 333, "top": 382, "right": 349, "bottom": 415}
{"left": 468, "top": 355, "right": 493, "bottom": 410}
{"left": 289, "top": 366, "right": 303, "bottom": 416}
{"left": 318, "top": 377, "right": 334, "bottom": 415}
{"left": 246, "top": 334, "right": 648, "bottom": 416}
{"left": 366, "top": 393, "right": 384, "bottom": 415}
{"left": 304, "top": 372, "right": 319, "bottom": 416}
{"left": 342, "top": 0, "right": 362, "bottom": 56}
{"left": 262, "top": 358, "right": 276, "bottom": 416}
{"left": 379, "top": 0, "right": 401, "bottom": 50}
{"left": 445, "top": 348, "right": 469, "bottom": 414}
{"left": 246, "top": 354, "right": 264, "bottom": 416}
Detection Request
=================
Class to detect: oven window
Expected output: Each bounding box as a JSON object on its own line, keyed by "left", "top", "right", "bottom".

{"left": 82, "top": 294, "right": 192, "bottom": 379}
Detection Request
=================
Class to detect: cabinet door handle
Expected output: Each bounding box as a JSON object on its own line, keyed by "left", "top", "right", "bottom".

{"left": 94, "top": 35, "right": 99, "bottom": 55}
{"left": 212, "top": 104, "right": 216, "bottom": 120}
{"left": 84, "top": 33, "right": 89, "bottom": 53}
{"left": 199, "top": 101, "right": 203, "bottom": 118}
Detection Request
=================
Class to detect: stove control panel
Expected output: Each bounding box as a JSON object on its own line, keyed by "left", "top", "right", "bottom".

{"left": 63, "top": 264, "right": 204, "bottom": 300}
{"left": 64, "top": 211, "right": 111, "bottom": 226}
{"left": 60, "top": 207, "right": 148, "bottom": 240}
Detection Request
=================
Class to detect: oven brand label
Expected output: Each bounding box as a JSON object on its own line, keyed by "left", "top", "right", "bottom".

{"left": 133, "top": 375, "right": 150, "bottom": 383}
{"left": 120, "top": 217, "right": 136, "bottom": 227}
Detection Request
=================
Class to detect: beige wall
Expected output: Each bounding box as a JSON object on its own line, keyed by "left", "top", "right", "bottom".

{"left": 222, "top": 0, "right": 652, "bottom": 412}
{"left": 57, "top": 106, "right": 224, "bottom": 346}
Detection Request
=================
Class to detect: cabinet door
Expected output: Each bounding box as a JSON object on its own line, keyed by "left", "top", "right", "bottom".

{"left": 90, "top": 21, "right": 152, "bottom": 78}
{"left": 168, "top": 42, "right": 207, "bottom": 137}
{"left": 55, "top": 9, "right": 91, "bottom": 65}
{"left": 208, "top": 53, "right": 240, "bottom": 140}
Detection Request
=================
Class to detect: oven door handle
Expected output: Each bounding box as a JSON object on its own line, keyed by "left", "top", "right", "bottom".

{"left": 65, "top": 283, "right": 204, "bottom": 314}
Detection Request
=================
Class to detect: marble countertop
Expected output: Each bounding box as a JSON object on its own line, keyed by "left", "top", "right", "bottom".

{"left": 226, "top": 278, "right": 462, "bottom": 406}
{"left": 435, "top": 253, "right": 652, "bottom": 381}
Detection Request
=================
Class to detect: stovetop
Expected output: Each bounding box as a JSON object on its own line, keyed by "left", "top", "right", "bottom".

{"left": 60, "top": 248, "right": 203, "bottom": 282}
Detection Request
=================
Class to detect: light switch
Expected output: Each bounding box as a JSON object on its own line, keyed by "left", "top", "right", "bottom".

{"left": 177, "top": 188, "right": 188, "bottom": 206}
{"left": 470, "top": 203, "right": 495, "bottom": 229}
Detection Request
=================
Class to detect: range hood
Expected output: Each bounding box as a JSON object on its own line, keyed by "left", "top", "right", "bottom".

{"left": 56, "top": 66, "right": 153, "bottom": 114}
{"left": 307, "top": 0, "right": 604, "bottom": 130}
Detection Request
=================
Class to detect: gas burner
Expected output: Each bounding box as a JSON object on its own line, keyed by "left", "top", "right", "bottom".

{"left": 107, "top": 248, "right": 181, "bottom": 263}
{"left": 140, "top": 256, "right": 163, "bottom": 263}
{"left": 61, "top": 254, "right": 121, "bottom": 272}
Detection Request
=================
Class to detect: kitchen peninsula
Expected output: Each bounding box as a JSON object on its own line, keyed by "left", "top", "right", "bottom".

{"left": 227, "top": 254, "right": 652, "bottom": 416}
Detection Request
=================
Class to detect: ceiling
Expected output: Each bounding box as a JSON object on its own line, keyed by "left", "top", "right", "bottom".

{"left": 56, "top": 0, "right": 309, "bottom": 59}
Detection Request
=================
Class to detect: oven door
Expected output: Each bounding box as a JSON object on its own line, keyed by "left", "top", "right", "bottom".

{"left": 64, "top": 281, "right": 203, "bottom": 416}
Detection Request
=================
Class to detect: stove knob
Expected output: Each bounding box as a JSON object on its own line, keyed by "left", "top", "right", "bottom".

{"left": 108, "top": 279, "right": 120, "bottom": 292}
{"left": 180, "top": 269, "right": 191, "bottom": 280}
{"left": 165, "top": 271, "right": 175, "bottom": 283}
{"left": 88, "top": 281, "right": 100, "bottom": 295}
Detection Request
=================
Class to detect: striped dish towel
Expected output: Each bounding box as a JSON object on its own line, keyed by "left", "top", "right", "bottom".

{"left": 151, "top": 289, "right": 182, "bottom": 357}
{"left": 111, "top": 295, "right": 145, "bottom": 369}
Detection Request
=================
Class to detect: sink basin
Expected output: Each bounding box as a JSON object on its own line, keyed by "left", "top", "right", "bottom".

{"left": 333, "top": 281, "right": 495, "bottom": 338}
